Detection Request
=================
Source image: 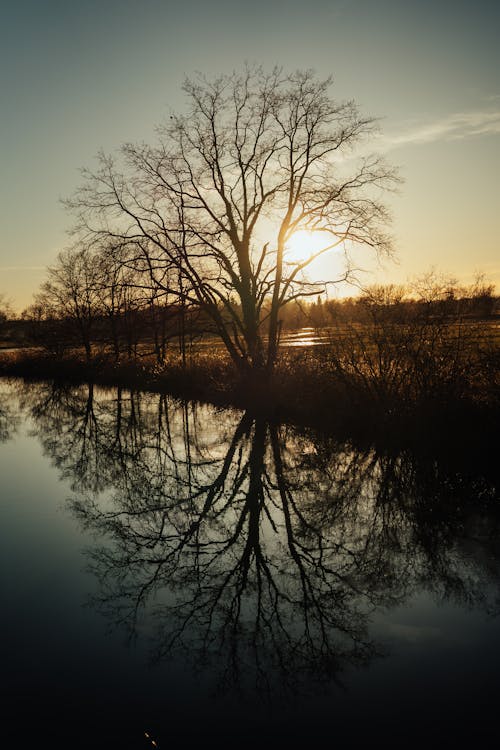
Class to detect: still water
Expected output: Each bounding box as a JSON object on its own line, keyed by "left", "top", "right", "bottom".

{"left": 0, "top": 378, "right": 499, "bottom": 748}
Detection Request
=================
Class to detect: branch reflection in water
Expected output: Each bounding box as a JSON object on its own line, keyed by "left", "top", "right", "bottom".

{"left": 0, "top": 381, "right": 19, "bottom": 443}
{"left": 17, "top": 380, "right": 500, "bottom": 699}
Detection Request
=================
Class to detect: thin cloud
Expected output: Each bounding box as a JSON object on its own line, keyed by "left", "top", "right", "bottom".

{"left": 381, "top": 110, "right": 500, "bottom": 149}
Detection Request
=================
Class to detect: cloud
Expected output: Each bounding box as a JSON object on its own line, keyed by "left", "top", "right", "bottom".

{"left": 381, "top": 109, "right": 500, "bottom": 149}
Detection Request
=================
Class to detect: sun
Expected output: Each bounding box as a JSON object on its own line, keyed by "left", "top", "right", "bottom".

{"left": 284, "top": 229, "right": 345, "bottom": 284}
{"left": 285, "top": 230, "right": 332, "bottom": 264}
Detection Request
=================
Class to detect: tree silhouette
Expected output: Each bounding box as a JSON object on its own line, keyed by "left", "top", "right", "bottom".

{"left": 33, "top": 246, "right": 102, "bottom": 360}
{"left": 67, "top": 67, "right": 397, "bottom": 375}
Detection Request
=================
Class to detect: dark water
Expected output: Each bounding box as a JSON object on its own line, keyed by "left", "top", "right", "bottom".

{"left": 0, "top": 379, "right": 499, "bottom": 748}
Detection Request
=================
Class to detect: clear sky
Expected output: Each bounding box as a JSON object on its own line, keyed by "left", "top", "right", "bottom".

{"left": 1, "top": 0, "right": 499, "bottom": 310}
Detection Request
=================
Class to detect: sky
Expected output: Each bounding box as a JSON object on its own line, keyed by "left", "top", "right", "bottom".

{"left": 1, "top": 0, "right": 499, "bottom": 311}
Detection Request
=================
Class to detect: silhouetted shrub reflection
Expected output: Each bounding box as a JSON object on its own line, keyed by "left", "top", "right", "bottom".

{"left": 0, "top": 381, "right": 19, "bottom": 442}
{"left": 16, "top": 380, "right": 500, "bottom": 697}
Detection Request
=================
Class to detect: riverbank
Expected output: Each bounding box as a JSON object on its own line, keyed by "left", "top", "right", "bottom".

{"left": 1, "top": 347, "right": 498, "bottom": 456}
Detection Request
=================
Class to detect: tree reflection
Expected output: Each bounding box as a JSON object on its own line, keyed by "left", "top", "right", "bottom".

{"left": 17, "top": 380, "right": 500, "bottom": 696}
{"left": 0, "top": 382, "right": 19, "bottom": 443}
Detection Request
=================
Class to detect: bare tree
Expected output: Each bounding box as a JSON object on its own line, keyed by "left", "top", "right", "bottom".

{"left": 0, "top": 293, "right": 12, "bottom": 329}
{"left": 68, "top": 66, "right": 397, "bottom": 376}
{"left": 94, "top": 243, "right": 143, "bottom": 360}
{"left": 34, "top": 246, "right": 102, "bottom": 360}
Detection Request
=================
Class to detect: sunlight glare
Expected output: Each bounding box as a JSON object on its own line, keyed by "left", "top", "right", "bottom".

{"left": 285, "top": 230, "right": 332, "bottom": 264}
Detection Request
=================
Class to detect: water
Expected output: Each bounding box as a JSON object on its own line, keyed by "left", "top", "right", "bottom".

{"left": 279, "top": 326, "right": 332, "bottom": 347}
{"left": 0, "top": 378, "right": 499, "bottom": 748}
{"left": 195, "top": 326, "right": 330, "bottom": 351}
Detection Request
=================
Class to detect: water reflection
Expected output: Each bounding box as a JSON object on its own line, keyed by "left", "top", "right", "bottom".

{"left": 16, "top": 380, "right": 500, "bottom": 698}
{"left": 0, "top": 381, "right": 19, "bottom": 442}
{"left": 279, "top": 326, "right": 332, "bottom": 347}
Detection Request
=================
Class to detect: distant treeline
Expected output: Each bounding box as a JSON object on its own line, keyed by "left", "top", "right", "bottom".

{"left": 280, "top": 276, "right": 498, "bottom": 330}
{"left": 0, "top": 272, "right": 498, "bottom": 362}
{"left": 17, "top": 300, "right": 209, "bottom": 362}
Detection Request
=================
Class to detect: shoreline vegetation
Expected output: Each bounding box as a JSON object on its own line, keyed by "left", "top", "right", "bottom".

{"left": 1, "top": 280, "right": 499, "bottom": 456}
{"left": 1, "top": 316, "right": 498, "bottom": 456}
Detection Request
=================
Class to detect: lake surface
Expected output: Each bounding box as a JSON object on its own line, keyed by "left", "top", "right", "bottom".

{"left": 1, "top": 378, "right": 499, "bottom": 748}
